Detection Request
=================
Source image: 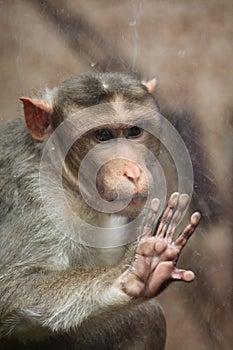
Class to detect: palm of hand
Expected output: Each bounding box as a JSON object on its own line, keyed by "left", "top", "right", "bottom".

{"left": 119, "top": 193, "right": 201, "bottom": 298}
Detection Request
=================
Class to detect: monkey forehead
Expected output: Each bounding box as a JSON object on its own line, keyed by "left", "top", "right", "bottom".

{"left": 66, "top": 101, "right": 161, "bottom": 135}
{"left": 109, "top": 101, "right": 158, "bottom": 119}
{"left": 99, "top": 113, "right": 160, "bottom": 129}
{"left": 99, "top": 105, "right": 159, "bottom": 126}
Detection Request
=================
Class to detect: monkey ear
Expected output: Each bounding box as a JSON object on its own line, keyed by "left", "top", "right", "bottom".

{"left": 20, "top": 97, "right": 53, "bottom": 141}
{"left": 142, "top": 78, "right": 157, "bottom": 94}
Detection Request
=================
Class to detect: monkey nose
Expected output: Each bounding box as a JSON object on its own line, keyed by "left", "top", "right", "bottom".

{"left": 123, "top": 163, "right": 142, "bottom": 184}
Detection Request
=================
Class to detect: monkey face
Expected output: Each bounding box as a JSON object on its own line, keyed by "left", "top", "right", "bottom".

{"left": 74, "top": 125, "right": 156, "bottom": 220}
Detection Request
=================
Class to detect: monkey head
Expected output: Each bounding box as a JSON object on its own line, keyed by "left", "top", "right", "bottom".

{"left": 20, "top": 73, "right": 161, "bottom": 220}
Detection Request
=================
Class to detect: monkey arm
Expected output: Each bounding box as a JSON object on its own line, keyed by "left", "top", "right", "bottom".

{"left": 0, "top": 262, "right": 132, "bottom": 338}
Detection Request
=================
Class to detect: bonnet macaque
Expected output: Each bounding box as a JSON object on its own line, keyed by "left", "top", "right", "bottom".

{"left": 0, "top": 73, "right": 200, "bottom": 349}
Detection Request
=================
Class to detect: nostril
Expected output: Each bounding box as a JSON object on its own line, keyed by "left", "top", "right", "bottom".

{"left": 123, "top": 164, "right": 141, "bottom": 184}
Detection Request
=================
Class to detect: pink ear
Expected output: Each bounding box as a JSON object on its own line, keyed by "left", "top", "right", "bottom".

{"left": 20, "top": 97, "right": 53, "bottom": 141}
{"left": 142, "top": 78, "right": 157, "bottom": 94}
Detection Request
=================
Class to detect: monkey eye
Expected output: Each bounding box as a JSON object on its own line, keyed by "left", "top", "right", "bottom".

{"left": 126, "top": 126, "right": 142, "bottom": 138}
{"left": 94, "top": 129, "right": 114, "bottom": 142}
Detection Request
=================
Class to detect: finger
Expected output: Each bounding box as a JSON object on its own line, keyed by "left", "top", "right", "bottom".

{"left": 175, "top": 212, "right": 201, "bottom": 247}
{"left": 166, "top": 193, "right": 190, "bottom": 241}
{"left": 141, "top": 198, "right": 160, "bottom": 237}
{"left": 171, "top": 268, "right": 195, "bottom": 282}
{"left": 155, "top": 192, "right": 179, "bottom": 238}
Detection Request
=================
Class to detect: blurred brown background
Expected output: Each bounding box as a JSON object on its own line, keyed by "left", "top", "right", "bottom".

{"left": 0, "top": 1, "right": 232, "bottom": 349}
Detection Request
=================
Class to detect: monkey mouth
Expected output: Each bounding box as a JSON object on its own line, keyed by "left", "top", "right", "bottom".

{"left": 131, "top": 194, "right": 147, "bottom": 202}
{"left": 98, "top": 188, "right": 148, "bottom": 203}
{"left": 115, "top": 195, "right": 148, "bottom": 219}
{"left": 112, "top": 194, "right": 147, "bottom": 203}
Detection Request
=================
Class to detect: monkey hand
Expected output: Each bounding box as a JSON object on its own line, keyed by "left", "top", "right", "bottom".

{"left": 115, "top": 192, "right": 201, "bottom": 298}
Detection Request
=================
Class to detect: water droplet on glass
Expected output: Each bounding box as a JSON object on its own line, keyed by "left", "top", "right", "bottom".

{"left": 129, "top": 20, "right": 136, "bottom": 27}
{"left": 178, "top": 50, "right": 186, "bottom": 58}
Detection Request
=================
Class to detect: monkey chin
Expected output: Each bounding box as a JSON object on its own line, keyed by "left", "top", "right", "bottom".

{"left": 117, "top": 197, "right": 147, "bottom": 219}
